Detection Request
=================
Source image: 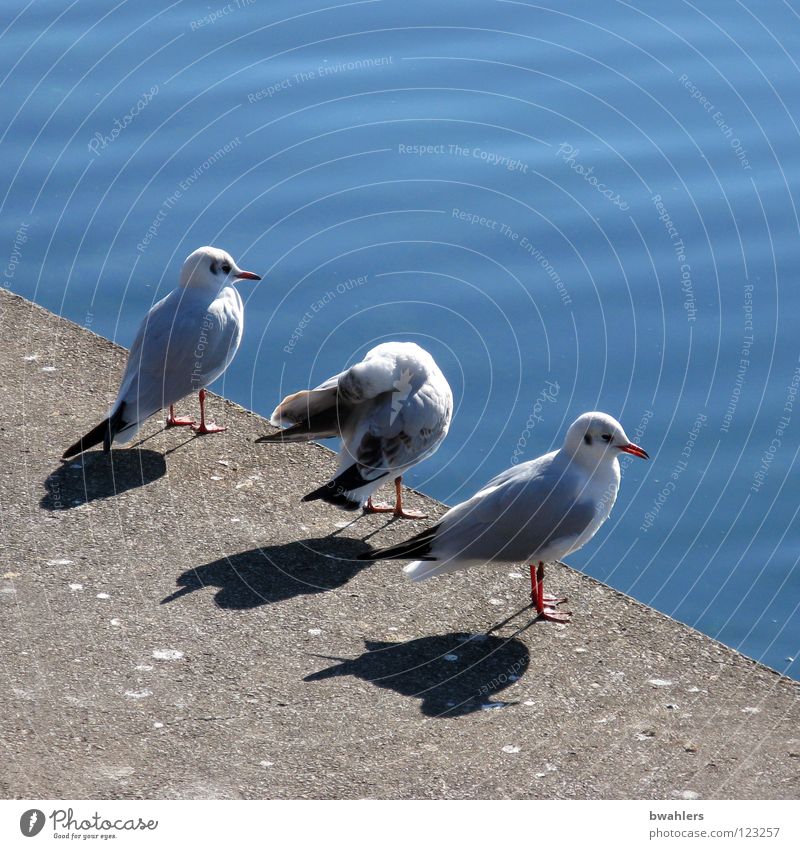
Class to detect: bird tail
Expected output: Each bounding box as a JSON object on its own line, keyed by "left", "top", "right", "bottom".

{"left": 255, "top": 421, "right": 327, "bottom": 444}
{"left": 302, "top": 462, "right": 388, "bottom": 511}
{"left": 402, "top": 558, "right": 468, "bottom": 581}
{"left": 357, "top": 524, "right": 440, "bottom": 562}
{"left": 266, "top": 386, "right": 341, "bottom": 437}
{"left": 62, "top": 404, "right": 126, "bottom": 459}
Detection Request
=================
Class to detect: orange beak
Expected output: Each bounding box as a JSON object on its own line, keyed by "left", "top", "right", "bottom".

{"left": 235, "top": 269, "right": 261, "bottom": 281}
{"left": 620, "top": 443, "right": 649, "bottom": 460}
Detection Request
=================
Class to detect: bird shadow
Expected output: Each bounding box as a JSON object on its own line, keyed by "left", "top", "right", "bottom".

{"left": 304, "top": 630, "right": 531, "bottom": 717}
{"left": 161, "top": 536, "right": 372, "bottom": 609}
{"left": 41, "top": 449, "right": 167, "bottom": 510}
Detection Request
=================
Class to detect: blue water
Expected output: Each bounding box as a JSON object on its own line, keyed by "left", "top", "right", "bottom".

{"left": 3, "top": 0, "right": 799, "bottom": 677}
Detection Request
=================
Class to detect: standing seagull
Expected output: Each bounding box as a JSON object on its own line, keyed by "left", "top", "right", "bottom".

{"left": 358, "top": 412, "right": 649, "bottom": 621}
{"left": 257, "top": 341, "right": 453, "bottom": 519}
{"left": 62, "top": 246, "right": 261, "bottom": 459}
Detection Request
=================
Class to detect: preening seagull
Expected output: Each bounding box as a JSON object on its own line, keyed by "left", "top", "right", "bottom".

{"left": 358, "top": 411, "right": 649, "bottom": 621}
{"left": 257, "top": 341, "right": 453, "bottom": 519}
{"left": 62, "top": 246, "right": 261, "bottom": 459}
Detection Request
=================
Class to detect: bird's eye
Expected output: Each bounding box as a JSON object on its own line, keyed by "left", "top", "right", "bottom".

{"left": 601, "top": 433, "right": 612, "bottom": 442}
{"left": 221, "top": 263, "right": 231, "bottom": 274}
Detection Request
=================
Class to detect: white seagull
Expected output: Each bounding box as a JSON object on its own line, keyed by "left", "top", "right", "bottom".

{"left": 358, "top": 411, "right": 649, "bottom": 621}
{"left": 257, "top": 341, "right": 453, "bottom": 519}
{"left": 62, "top": 246, "right": 261, "bottom": 459}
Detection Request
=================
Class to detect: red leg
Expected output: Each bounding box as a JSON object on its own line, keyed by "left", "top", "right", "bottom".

{"left": 529, "top": 562, "right": 571, "bottom": 623}
{"left": 391, "top": 476, "right": 427, "bottom": 519}
{"left": 165, "top": 404, "right": 195, "bottom": 428}
{"left": 192, "top": 389, "right": 226, "bottom": 435}
{"left": 363, "top": 478, "right": 426, "bottom": 519}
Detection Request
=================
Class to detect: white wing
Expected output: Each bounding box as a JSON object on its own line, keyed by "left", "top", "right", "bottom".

{"left": 332, "top": 343, "right": 453, "bottom": 502}
{"left": 113, "top": 285, "right": 242, "bottom": 441}
{"left": 405, "top": 453, "right": 597, "bottom": 579}
{"left": 265, "top": 342, "right": 453, "bottom": 502}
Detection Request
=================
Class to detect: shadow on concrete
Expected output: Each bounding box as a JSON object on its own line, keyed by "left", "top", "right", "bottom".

{"left": 41, "top": 449, "right": 167, "bottom": 510}
{"left": 304, "top": 631, "right": 531, "bottom": 717}
{"left": 162, "top": 536, "right": 372, "bottom": 609}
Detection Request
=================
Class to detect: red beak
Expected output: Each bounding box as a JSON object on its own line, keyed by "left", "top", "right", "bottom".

{"left": 620, "top": 443, "right": 649, "bottom": 460}
{"left": 235, "top": 270, "right": 261, "bottom": 281}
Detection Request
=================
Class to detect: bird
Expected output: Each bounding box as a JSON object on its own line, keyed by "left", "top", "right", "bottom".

{"left": 62, "top": 246, "right": 261, "bottom": 459}
{"left": 358, "top": 411, "right": 649, "bottom": 622}
{"left": 256, "top": 341, "right": 453, "bottom": 519}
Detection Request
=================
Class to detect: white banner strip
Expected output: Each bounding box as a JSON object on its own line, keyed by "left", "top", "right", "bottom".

{"left": 0, "top": 799, "right": 797, "bottom": 848}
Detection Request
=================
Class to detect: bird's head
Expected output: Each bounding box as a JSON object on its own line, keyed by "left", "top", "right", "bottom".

{"left": 179, "top": 246, "right": 261, "bottom": 290}
{"left": 564, "top": 411, "right": 649, "bottom": 464}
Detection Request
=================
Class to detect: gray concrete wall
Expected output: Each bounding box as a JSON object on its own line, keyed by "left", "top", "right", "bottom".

{"left": 1, "top": 288, "right": 797, "bottom": 799}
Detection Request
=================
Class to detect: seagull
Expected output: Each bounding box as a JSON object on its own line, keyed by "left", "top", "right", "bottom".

{"left": 257, "top": 341, "right": 453, "bottom": 519}
{"left": 358, "top": 411, "right": 649, "bottom": 621}
{"left": 62, "top": 246, "right": 261, "bottom": 459}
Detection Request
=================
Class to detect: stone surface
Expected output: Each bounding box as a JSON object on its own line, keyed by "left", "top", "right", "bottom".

{"left": 1, "top": 288, "right": 798, "bottom": 799}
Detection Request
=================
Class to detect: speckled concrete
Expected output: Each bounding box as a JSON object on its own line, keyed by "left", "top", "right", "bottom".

{"left": 1, "top": 288, "right": 798, "bottom": 800}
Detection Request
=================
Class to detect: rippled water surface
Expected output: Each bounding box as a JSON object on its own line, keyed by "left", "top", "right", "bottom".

{"left": 3, "top": 1, "right": 800, "bottom": 676}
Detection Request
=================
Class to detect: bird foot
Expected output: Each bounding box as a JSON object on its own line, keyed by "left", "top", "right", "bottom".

{"left": 165, "top": 415, "right": 195, "bottom": 428}
{"left": 192, "top": 422, "right": 227, "bottom": 435}
{"left": 543, "top": 593, "right": 568, "bottom": 606}
{"left": 392, "top": 509, "right": 428, "bottom": 520}
{"left": 362, "top": 500, "right": 427, "bottom": 519}
{"left": 538, "top": 606, "right": 572, "bottom": 623}
{"left": 530, "top": 592, "right": 570, "bottom": 623}
{"left": 531, "top": 592, "right": 568, "bottom": 607}
{"left": 363, "top": 500, "right": 395, "bottom": 513}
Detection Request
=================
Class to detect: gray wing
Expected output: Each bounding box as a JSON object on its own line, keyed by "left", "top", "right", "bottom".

{"left": 434, "top": 461, "right": 597, "bottom": 563}
{"left": 117, "top": 288, "right": 240, "bottom": 424}
{"left": 339, "top": 376, "right": 453, "bottom": 481}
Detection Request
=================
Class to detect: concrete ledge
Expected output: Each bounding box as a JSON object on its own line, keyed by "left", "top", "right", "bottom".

{"left": 1, "top": 287, "right": 798, "bottom": 799}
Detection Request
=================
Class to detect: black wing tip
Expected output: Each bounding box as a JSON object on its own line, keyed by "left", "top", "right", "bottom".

{"left": 356, "top": 525, "right": 440, "bottom": 561}
{"left": 301, "top": 462, "right": 386, "bottom": 511}
{"left": 62, "top": 418, "right": 110, "bottom": 459}
{"left": 302, "top": 483, "right": 362, "bottom": 511}
{"left": 62, "top": 405, "right": 126, "bottom": 460}
{"left": 255, "top": 433, "right": 280, "bottom": 443}
{"left": 255, "top": 427, "right": 316, "bottom": 445}
{"left": 357, "top": 547, "right": 437, "bottom": 562}
{"left": 62, "top": 436, "right": 112, "bottom": 460}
